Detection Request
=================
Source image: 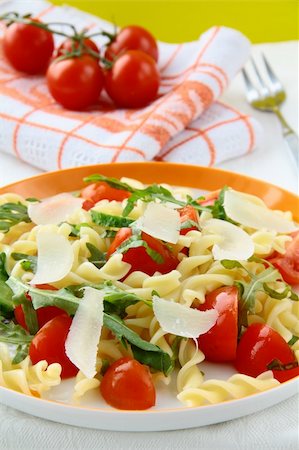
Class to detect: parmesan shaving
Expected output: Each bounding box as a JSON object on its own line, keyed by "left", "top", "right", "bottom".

{"left": 202, "top": 218, "right": 254, "bottom": 261}
{"left": 30, "top": 229, "right": 74, "bottom": 284}
{"left": 28, "top": 193, "right": 83, "bottom": 225}
{"left": 153, "top": 296, "right": 218, "bottom": 338}
{"left": 65, "top": 287, "right": 104, "bottom": 379}
{"left": 224, "top": 189, "right": 297, "bottom": 233}
{"left": 137, "top": 202, "right": 180, "bottom": 244}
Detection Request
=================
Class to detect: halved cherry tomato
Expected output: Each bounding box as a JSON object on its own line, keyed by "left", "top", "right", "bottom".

{"left": 56, "top": 37, "right": 99, "bottom": 58}
{"left": 235, "top": 323, "right": 297, "bottom": 382}
{"left": 179, "top": 205, "right": 199, "bottom": 235}
{"left": 197, "top": 286, "right": 238, "bottom": 362}
{"left": 100, "top": 357, "right": 156, "bottom": 410}
{"left": 29, "top": 314, "right": 78, "bottom": 379}
{"left": 104, "top": 50, "right": 160, "bottom": 108}
{"left": 107, "top": 228, "right": 179, "bottom": 276}
{"left": 46, "top": 54, "right": 104, "bottom": 110}
{"left": 81, "top": 181, "right": 131, "bottom": 210}
{"left": 14, "top": 284, "right": 65, "bottom": 331}
{"left": 267, "top": 231, "right": 299, "bottom": 285}
{"left": 105, "top": 25, "right": 158, "bottom": 62}
{"left": 3, "top": 19, "right": 54, "bottom": 74}
{"left": 272, "top": 366, "right": 299, "bottom": 383}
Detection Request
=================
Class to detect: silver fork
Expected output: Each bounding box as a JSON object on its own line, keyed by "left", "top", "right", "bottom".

{"left": 242, "top": 54, "right": 298, "bottom": 169}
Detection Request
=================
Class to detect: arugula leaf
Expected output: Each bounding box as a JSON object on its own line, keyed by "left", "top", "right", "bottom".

{"left": 103, "top": 314, "right": 173, "bottom": 375}
{"left": 13, "top": 293, "right": 38, "bottom": 335}
{"left": 99, "top": 229, "right": 117, "bottom": 239}
{"left": 84, "top": 174, "right": 210, "bottom": 217}
{"left": 25, "top": 197, "right": 40, "bottom": 203}
{"left": 86, "top": 243, "right": 106, "bottom": 269}
{"left": 11, "top": 253, "right": 37, "bottom": 273}
{"left": 83, "top": 174, "right": 134, "bottom": 193}
{"left": 0, "top": 202, "right": 31, "bottom": 233}
{"left": 6, "top": 277, "right": 149, "bottom": 318}
{"left": 0, "top": 253, "right": 14, "bottom": 317}
{"left": 91, "top": 211, "right": 134, "bottom": 228}
{"left": 180, "top": 220, "right": 200, "bottom": 231}
{"left": 263, "top": 283, "right": 298, "bottom": 301}
{"left": 220, "top": 259, "right": 291, "bottom": 331}
{"left": 68, "top": 223, "right": 92, "bottom": 237}
{"left": 116, "top": 234, "right": 164, "bottom": 264}
{"left": 0, "top": 316, "right": 33, "bottom": 363}
{"left": 210, "top": 186, "right": 230, "bottom": 221}
{"left": 288, "top": 335, "right": 299, "bottom": 346}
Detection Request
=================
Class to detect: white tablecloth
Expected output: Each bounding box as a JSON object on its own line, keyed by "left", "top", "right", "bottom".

{"left": 0, "top": 41, "right": 298, "bottom": 449}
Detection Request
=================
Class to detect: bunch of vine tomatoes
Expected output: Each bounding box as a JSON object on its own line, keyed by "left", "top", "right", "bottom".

{"left": 1, "top": 13, "right": 160, "bottom": 110}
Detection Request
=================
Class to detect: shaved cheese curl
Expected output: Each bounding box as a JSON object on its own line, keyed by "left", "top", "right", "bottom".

{"left": 153, "top": 296, "right": 218, "bottom": 338}
{"left": 224, "top": 189, "right": 297, "bottom": 233}
{"left": 28, "top": 193, "right": 83, "bottom": 225}
{"left": 202, "top": 218, "right": 254, "bottom": 261}
{"left": 65, "top": 287, "right": 104, "bottom": 379}
{"left": 137, "top": 202, "right": 180, "bottom": 244}
{"left": 30, "top": 229, "right": 74, "bottom": 284}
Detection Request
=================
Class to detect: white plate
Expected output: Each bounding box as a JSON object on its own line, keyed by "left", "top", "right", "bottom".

{"left": 0, "top": 363, "right": 298, "bottom": 431}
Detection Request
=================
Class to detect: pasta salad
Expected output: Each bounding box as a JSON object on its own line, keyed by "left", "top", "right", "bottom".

{"left": 0, "top": 174, "right": 298, "bottom": 410}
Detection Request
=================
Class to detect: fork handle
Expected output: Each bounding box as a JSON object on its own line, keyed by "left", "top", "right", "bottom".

{"left": 273, "top": 108, "right": 298, "bottom": 169}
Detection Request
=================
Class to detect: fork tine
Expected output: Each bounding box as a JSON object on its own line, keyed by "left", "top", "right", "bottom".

{"left": 241, "top": 68, "right": 254, "bottom": 91}
{"left": 262, "top": 53, "right": 283, "bottom": 88}
{"left": 250, "top": 57, "right": 268, "bottom": 90}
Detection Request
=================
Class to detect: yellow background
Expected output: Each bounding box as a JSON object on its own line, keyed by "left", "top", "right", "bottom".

{"left": 51, "top": 0, "right": 298, "bottom": 43}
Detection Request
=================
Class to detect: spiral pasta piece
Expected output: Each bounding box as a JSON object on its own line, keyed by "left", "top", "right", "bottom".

{"left": 177, "top": 372, "right": 280, "bottom": 406}
{"left": 0, "top": 344, "right": 61, "bottom": 397}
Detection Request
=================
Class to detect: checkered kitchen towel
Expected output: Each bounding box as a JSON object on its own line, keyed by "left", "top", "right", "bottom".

{"left": 0, "top": 0, "right": 262, "bottom": 171}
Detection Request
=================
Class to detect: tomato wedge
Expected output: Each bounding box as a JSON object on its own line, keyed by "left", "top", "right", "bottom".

{"left": 197, "top": 286, "right": 238, "bottom": 362}
{"left": 14, "top": 284, "right": 65, "bottom": 331}
{"left": 267, "top": 231, "right": 299, "bottom": 285}
{"left": 100, "top": 357, "right": 156, "bottom": 410}
{"left": 178, "top": 206, "right": 199, "bottom": 235}
{"left": 235, "top": 323, "right": 298, "bottom": 382}
{"left": 29, "top": 314, "right": 78, "bottom": 379}
{"left": 107, "top": 228, "right": 179, "bottom": 276}
{"left": 81, "top": 182, "right": 131, "bottom": 210}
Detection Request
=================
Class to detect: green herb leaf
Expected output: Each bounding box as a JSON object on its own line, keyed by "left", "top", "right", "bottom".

{"left": 288, "top": 335, "right": 299, "bottom": 346}
{"left": 91, "top": 211, "right": 134, "bottom": 228}
{"left": 11, "top": 252, "right": 37, "bottom": 273}
{"left": 0, "top": 202, "right": 31, "bottom": 233}
{"left": 84, "top": 174, "right": 210, "bottom": 218}
{"left": 0, "top": 316, "right": 33, "bottom": 364}
{"left": 86, "top": 243, "right": 106, "bottom": 269}
{"left": 13, "top": 293, "right": 38, "bottom": 335}
{"left": 103, "top": 314, "right": 173, "bottom": 375}
{"left": 0, "top": 253, "right": 14, "bottom": 318}
{"left": 83, "top": 174, "right": 134, "bottom": 192}
{"left": 221, "top": 260, "right": 287, "bottom": 331}
{"left": 180, "top": 220, "right": 200, "bottom": 231}
{"left": 69, "top": 223, "right": 92, "bottom": 237}
{"left": 99, "top": 229, "right": 117, "bottom": 239}
{"left": 263, "top": 283, "right": 298, "bottom": 301}
{"left": 267, "top": 358, "right": 298, "bottom": 371}
{"left": 116, "top": 234, "right": 164, "bottom": 264}
{"left": 210, "top": 186, "right": 229, "bottom": 220}
{"left": 25, "top": 197, "right": 40, "bottom": 203}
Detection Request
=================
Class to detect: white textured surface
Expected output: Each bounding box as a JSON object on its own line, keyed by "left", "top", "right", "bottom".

{"left": 0, "top": 5, "right": 298, "bottom": 448}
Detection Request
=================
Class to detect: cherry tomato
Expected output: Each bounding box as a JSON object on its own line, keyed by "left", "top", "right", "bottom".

{"left": 179, "top": 206, "right": 199, "bottom": 235}
{"left": 46, "top": 55, "right": 104, "bottom": 110}
{"left": 272, "top": 366, "right": 299, "bottom": 383}
{"left": 104, "top": 50, "right": 160, "bottom": 108}
{"left": 267, "top": 231, "right": 299, "bottom": 285}
{"left": 3, "top": 19, "right": 54, "bottom": 74}
{"left": 55, "top": 37, "right": 99, "bottom": 58}
{"left": 14, "top": 284, "right": 64, "bottom": 331}
{"left": 235, "top": 323, "right": 297, "bottom": 381}
{"left": 29, "top": 315, "right": 78, "bottom": 379}
{"left": 105, "top": 25, "right": 158, "bottom": 62}
{"left": 107, "top": 228, "right": 179, "bottom": 276}
{"left": 81, "top": 182, "right": 131, "bottom": 210}
{"left": 100, "top": 357, "right": 156, "bottom": 410}
{"left": 197, "top": 286, "right": 238, "bottom": 362}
